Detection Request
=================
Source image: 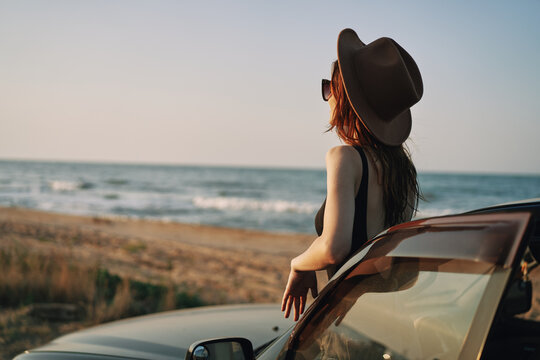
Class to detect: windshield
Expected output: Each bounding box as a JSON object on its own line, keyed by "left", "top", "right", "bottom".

{"left": 290, "top": 257, "right": 499, "bottom": 360}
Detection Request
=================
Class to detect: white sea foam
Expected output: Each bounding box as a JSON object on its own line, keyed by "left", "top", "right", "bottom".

{"left": 48, "top": 180, "right": 89, "bottom": 192}
{"left": 193, "top": 196, "right": 318, "bottom": 214}
{"left": 49, "top": 180, "right": 80, "bottom": 191}
{"left": 37, "top": 201, "right": 55, "bottom": 210}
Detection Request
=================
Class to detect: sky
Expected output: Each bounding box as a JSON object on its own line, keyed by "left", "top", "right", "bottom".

{"left": 1, "top": 0, "right": 539, "bottom": 174}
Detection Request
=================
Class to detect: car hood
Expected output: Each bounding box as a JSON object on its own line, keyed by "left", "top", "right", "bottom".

{"left": 29, "top": 304, "right": 295, "bottom": 360}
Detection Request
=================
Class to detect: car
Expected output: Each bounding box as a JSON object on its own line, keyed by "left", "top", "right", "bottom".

{"left": 14, "top": 199, "right": 540, "bottom": 360}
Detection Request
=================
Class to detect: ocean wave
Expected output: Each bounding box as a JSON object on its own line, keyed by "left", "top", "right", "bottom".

{"left": 48, "top": 180, "right": 94, "bottom": 192}
{"left": 192, "top": 196, "right": 318, "bottom": 214}
{"left": 103, "top": 193, "right": 120, "bottom": 200}
{"left": 196, "top": 180, "right": 254, "bottom": 188}
{"left": 105, "top": 178, "right": 129, "bottom": 186}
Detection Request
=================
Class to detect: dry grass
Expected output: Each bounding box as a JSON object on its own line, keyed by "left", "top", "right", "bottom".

{"left": 0, "top": 207, "right": 311, "bottom": 360}
{"left": 0, "top": 245, "right": 96, "bottom": 309}
{"left": 0, "top": 243, "right": 204, "bottom": 360}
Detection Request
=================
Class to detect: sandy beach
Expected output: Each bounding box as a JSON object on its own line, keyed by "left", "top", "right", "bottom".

{"left": 0, "top": 206, "right": 317, "bottom": 304}
{"left": 0, "top": 206, "right": 320, "bottom": 358}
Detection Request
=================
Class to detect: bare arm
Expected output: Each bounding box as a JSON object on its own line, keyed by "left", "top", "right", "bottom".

{"left": 291, "top": 146, "right": 358, "bottom": 271}
{"left": 282, "top": 146, "right": 360, "bottom": 320}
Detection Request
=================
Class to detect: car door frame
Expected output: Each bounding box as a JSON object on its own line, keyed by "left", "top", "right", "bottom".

{"left": 275, "top": 211, "right": 532, "bottom": 360}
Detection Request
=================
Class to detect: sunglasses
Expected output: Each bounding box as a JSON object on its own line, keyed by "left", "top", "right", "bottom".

{"left": 321, "top": 79, "right": 331, "bottom": 101}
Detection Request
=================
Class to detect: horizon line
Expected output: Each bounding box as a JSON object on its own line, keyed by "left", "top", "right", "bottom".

{"left": 1, "top": 156, "right": 539, "bottom": 177}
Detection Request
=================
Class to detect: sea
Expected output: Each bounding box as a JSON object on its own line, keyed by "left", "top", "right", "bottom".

{"left": 1, "top": 160, "right": 539, "bottom": 234}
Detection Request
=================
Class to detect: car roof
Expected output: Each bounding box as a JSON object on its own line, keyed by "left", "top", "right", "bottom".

{"left": 466, "top": 198, "right": 540, "bottom": 213}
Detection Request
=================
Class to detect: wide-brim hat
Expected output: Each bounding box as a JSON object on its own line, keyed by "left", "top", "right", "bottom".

{"left": 337, "top": 28, "right": 423, "bottom": 146}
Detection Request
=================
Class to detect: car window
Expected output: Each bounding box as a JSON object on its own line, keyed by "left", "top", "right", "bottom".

{"left": 290, "top": 257, "right": 497, "bottom": 360}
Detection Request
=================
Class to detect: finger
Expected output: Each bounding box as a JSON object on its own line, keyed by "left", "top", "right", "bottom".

{"left": 281, "top": 292, "right": 288, "bottom": 311}
{"left": 293, "top": 297, "right": 301, "bottom": 321}
{"left": 284, "top": 296, "right": 292, "bottom": 318}
{"left": 299, "top": 295, "right": 305, "bottom": 316}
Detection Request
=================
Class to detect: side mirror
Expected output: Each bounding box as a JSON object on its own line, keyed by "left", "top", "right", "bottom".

{"left": 185, "top": 337, "right": 254, "bottom": 360}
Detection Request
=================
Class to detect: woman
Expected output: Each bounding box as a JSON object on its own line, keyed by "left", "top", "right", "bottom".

{"left": 282, "top": 28, "right": 423, "bottom": 321}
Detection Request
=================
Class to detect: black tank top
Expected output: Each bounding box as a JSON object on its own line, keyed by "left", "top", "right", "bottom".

{"left": 314, "top": 146, "right": 369, "bottom": 256}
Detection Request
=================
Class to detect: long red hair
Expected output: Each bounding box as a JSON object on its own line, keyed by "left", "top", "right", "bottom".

{"left": 328, "top": 61, "right": 421, "bottom": 227}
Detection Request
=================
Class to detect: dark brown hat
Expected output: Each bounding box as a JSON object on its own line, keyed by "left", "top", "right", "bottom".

{"left": 337, "top": 28, "right": 423, "bottom": 146}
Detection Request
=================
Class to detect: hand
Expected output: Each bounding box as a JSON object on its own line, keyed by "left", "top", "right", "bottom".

{"left": 281, "top": 269, "right": 318, "bottom": 321}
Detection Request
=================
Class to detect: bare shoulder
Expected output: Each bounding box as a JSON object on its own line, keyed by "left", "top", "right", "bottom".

{"left": 325, "top": 146, "right": 361, "bottom": 178}
{"left": 325, "top": 145, "right": 359, "bottom": 164}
